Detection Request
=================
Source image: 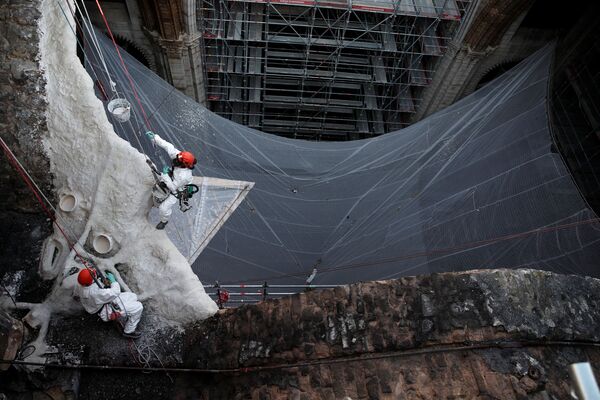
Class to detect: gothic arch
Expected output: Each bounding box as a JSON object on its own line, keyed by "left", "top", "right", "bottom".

{"left": 109, "top": 33, "right": 156, "bottom": 72}
{"left": 474, "top": 59, "right": 523, "bottom": 90}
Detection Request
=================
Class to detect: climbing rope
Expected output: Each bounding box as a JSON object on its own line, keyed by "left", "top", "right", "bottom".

{"left": 127, "top": 338, "right": 173, "bottom": 382}
{"left": 93, "top": 0, "right": 153, "bottom": 130}
{"left": 55, "top": 0, "right": 188, "bottom": 243}
{"left": 67, "top": 11, "right": 600, "bottom": 293}
{"left": 0, "top": 136, "right": 102, "bottom": 287}
{"left": 60, "top": 0, "right": 143, "bottom": 136}
{"left": 2, "top": 339, "right": 600, "bottom": 374}
{"left": 74, "top": 0, "right": 116, "bottom": 93}
{"left": 0, "top": 137, "right": 164, "bottom": 374}
{"left": 54, "top": 0, "right": 144, "bottom": 158}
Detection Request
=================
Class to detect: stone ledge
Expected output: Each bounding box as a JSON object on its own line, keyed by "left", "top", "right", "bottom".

{"left": 185, "top": 269, "right": 600, "bottom": 370}
{"left": 5, "top": 268, "right": 600, "bottom": 399}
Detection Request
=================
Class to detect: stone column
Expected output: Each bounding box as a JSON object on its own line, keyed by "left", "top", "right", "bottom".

{"left": 412, "top": 42, "right": 493, "bottom": 121}
{"left": 157, "top": 36, "right": 206, "bottom": 105}
{"left": 183, "top": 34, "right": 206, "bottom": 106}
{"left": 137, "top": 0, "right": 205, "bottom": 104}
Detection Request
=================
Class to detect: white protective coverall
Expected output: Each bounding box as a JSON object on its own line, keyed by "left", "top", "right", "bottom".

{"left": 153, "top": 134, "right": 193, "bottom": 223}
{"left": 75, "top": 281, "right": 143, "bottom": 334}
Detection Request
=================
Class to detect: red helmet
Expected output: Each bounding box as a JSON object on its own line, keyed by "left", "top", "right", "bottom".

{"left": 177, "top": 151, "right": 196, "bottom": 168}
{"left": 77, "top": 269, "right": 96, "bottom": 286}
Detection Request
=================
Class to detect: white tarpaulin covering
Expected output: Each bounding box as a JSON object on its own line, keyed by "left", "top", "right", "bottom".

{"left": 87, "top": 35, "right": 600, "bottom": 288}
{"left": 150, "top": 177, "right": 254, "bottom": 264}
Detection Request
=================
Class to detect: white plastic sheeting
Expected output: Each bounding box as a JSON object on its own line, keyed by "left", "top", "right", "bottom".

{"left": 87, "top": 36, "right": 600, "bottom": 287}
{"left": 149, "top": 177, "right": 254, "bottom": 264}
{"left": 38, "top": 0, "right": 218, "bottom": 328}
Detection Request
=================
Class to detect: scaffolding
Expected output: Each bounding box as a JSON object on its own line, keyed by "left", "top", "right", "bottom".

{"left": 197, "top": 0, "right": 473, "bottom": 140}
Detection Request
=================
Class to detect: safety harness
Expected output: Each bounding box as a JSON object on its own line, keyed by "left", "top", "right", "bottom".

{"left": 146, "top": 157, "right": 199, "bottom": 212}
{"left": 70, "top": 265, "right": 125, "bottom": 322}
{"left": 164, "top": 166, "right": 199, "bottom": 212}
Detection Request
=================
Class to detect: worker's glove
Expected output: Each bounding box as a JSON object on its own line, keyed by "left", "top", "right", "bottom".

{"left": 162, "top": 166, "right": 170, "bottom": 174}
{"left": 105, "top": 272, "right": 117, "bottom": 284}
{"left": 145, "top": 131, "right": 155, "bottom": 140}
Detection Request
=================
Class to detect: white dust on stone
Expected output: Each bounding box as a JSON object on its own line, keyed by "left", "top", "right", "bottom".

{"left": 15, "top": 0, "right": 219, "bottom": 367}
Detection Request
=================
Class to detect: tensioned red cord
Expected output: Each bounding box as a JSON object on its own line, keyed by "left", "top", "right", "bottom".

{"left": 0, "top": 139, "right": 66, "bottom": 239}
{"left": 26, "top": 2, "right": 600, "bottom": 290}
{"left": 94, "top": 0, "right": 153, "bottom": 130}
{"left": 0, "top": 137, "right": 103, "bottom": 287}
{"left": 220, "top": 216, "right": 600, "bottom": 285}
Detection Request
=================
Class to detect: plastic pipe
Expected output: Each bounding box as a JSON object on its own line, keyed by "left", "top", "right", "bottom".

{"left": 58, "top": 193, "right": 78, "bottom": 212}
{"left": 569, "top": 362, "right": 600, "bottom": 400}
{"left": 92, "top": 233, "right": 113, "bottom": 254}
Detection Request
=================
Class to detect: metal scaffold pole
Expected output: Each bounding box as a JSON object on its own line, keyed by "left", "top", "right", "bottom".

{"left": 198, "top": 0, "right": 474, "bottom": 139}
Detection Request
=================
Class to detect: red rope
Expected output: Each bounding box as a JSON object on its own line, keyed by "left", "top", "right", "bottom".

{"left": 94, "top": 0, "right": 153, "bottom": 130}
{"left": 0, "top": 137, "right": 102, "bottom": 286}
{"left": 221, "top": 217, "right": 600, "bottom": 285}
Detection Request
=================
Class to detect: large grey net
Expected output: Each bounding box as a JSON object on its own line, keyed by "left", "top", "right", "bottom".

{"left": 87, "top": 36, "right": 600, "bottom": 287}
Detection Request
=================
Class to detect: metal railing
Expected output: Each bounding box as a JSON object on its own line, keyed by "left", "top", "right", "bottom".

{"left": 204, "top": 282, "right": 339, "bottom": 308}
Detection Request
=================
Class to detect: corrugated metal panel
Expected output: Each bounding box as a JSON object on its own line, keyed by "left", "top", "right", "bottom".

{"left": 372, "top": 56, "right": 387, "bottom": 83}
{"left": 398, "top": 95, "right": 415, "bottom": 113}
{"left": 229, "top": 75, "right": 242, "bottom": 100}
{"left": 248, "top": 48, "right": 262, "bottom": 74}
{"left": 419, "top": 20, "right": 441, "bottom": 56}
{"left": 356, "top": 109, "right": 369, "bottom": 132}
{"left": 248, "top": 103, "right": 261, "bottom": 127}
{"left": 382, "top": 21, "right": 397, "bottom": 52}
{"left": 248, "top": 4, "right": 264, "bottom": 40}
{"left": 364, "top": 84, "right": 377, "bottom": 109}
{"left": 398, "top": 0, "right": 416, "bottom": 14}
{"left": 413, "top": 0, "right": 436, "bottom": 17}
{"left": 249, "top": 76, "right": 262, "bottom": 102}
{"left": 433, "top": 0, "right": 460, "bottom": 20}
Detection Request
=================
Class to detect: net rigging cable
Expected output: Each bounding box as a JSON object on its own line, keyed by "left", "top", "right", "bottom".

{"left": 83, "top": 29, "right": 600, "bottom": 288}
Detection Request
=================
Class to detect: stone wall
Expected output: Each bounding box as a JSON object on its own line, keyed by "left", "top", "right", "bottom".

{"left": 3, "top": 269, "right": 600, "bottom": 399}
{"left": 0, "top": 0, "right": 54, "bottom": 297}
{"left": 1, "top": 2, "right": 600, "bottom": 398}
{"left": 83, "top": 0, "right": 207, "bottom": 104}
{"left": 177, "top": 269, "right": 600, "bottom": 399}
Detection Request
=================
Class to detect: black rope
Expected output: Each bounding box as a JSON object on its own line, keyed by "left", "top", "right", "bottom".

{"left": 2, "top": 339, "right": 599, "bottom": 374}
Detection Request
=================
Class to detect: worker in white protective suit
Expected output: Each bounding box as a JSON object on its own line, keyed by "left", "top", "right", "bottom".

{"left": 145, "top": 131, "right": 197, "bottom": 230}
{"left": 74, "top": 268, "right": 143, "bottom": 339}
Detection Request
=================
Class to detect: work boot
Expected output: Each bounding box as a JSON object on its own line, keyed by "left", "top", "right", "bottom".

{"left": 156, "top": 220, "right": 168, "bottom": 230}
{"left": 123, "top": 330, "right": 142, "bottom": 339}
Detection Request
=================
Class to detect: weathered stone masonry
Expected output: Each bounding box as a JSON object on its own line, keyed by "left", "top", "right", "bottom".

{"left": 178, "top": 269, "right": 600, "bottom": 399}
{"left": 3, "top": 268, "right": 600, "bottom": 398}
{"left": 0, "top": 0, "right": 54, "bottom": 299}
{"left": 1, "top": 2, "right": 600, "bottom": 398}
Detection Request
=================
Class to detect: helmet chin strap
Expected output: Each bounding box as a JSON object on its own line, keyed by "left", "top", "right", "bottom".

{"left": 172, "top": 157, "right": 183, "bottom": 168}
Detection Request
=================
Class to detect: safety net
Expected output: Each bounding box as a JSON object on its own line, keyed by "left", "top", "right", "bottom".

{"left": 85, "top": 34, "right": 600, "bottom": 287}
{"left": 149, "top": 176, "right": 254, "bottom": 265}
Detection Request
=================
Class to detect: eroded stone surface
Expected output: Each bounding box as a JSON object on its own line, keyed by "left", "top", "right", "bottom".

{"left": 0, "top": 0, "right": 53, "bottom": 297}
{"left": 178, "top": 269, "right": 600, "bottom": 399}
{"left": 4, "top": 258, "right": 600, "bottom": 398}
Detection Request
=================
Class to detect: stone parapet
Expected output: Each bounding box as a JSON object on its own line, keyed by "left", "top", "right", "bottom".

{"left": 178, "top": 269, "right": 600, "bottom": 399}
{"left": 4, "top": 269, "right": 599, "bottom": 399}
